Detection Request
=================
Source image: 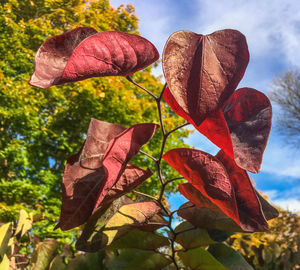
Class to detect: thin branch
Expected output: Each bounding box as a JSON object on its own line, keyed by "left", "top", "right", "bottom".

{"left": 158, "top": 83, "right": 167, "bottom": 101}
{"left": 165, "top": 177, "right": 184, "bottom": 185}
{"left": 132, "top": 190, "right": 158, "bottom": 201}
{"left": 139, "top": 150, "right": 157, "bottom": 162}
{"left": 167, "top": 122, "right": 190, "bottom": 137}
{"left": 126, "top": 76, "right": 157, "bottom": 99}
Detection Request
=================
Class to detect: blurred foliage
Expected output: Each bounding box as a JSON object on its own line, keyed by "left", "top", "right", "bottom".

{"left": 0, "top": 0, "right": 189, "bottom": 241}
{"left": 228, "top": 208, "right": 300, "bottom": 270}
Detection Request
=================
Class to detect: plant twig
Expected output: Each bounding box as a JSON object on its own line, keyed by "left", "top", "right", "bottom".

{"left": 132, "top": 190, "right": 157, "bottom": 201}
{"left": 139, "top": 150, "right": 158, "bottom": 162}
{"left": 126, "top": 76, "right": 157, "bottom": 99}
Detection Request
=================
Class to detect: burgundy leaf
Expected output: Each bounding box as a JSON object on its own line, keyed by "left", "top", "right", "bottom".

{"left": 94, "top": 123, "right": 159, "bottom": 211}
{"left": 56, "top": 119, "right": 158, "bottom": 230}
{"left": 216, "top": 150, "right": 270, "bottom": 231}
{"left": 222, "top": 88, "right": 272, "bottom": 172}
{"left": 163, "top": 148, "right": 240, "bottom": 226}
{"left": 29, "top": 27, "right": 98, "bottom": 88}
{"left": 162, "top": 29, "right": 249, "bottom": 125}
{"left": 30, "top": 28, "right": 159, "bottom": 88}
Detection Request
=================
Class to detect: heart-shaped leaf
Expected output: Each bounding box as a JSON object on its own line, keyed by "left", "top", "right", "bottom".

{"left": 163, "top": 148, "right": 240, "bottom": 226}
{"left": 56, "top": 119, "right": 158, "bottom": 230}
{"left": 76, "top": 201, "right": 167, "bottom": 251}
{"left": 221, "top": 88, "right": 272, "bottom": 172}
{"left": 30, "top": 28, "right": 159, "bottom": 88}
{"left": 208, "top": 243, "right": 254, "bottom": 270}
{"left": 178, "top": 247, "right": 228, "bottom": 270}
{"left": 163, "top": 29, "right": 249, "bottom": 125}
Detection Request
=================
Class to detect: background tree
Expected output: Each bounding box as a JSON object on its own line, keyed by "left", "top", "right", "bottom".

{"left": 270, "top": 69, "right": 300, "bottom": 146}
{"left": 0, "top": 0, "right": 189, "bottom": 240}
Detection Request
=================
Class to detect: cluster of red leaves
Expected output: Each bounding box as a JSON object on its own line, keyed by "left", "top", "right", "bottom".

{"left": 162, "top": 30, "right": 277, "bottom": 232}
{"left": 30, "top": 27, "right": 277, "bottom": 234}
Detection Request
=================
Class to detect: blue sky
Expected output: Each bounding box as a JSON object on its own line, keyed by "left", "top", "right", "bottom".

{"left": 111, "top": 0, "right": 300, "bottom": 212}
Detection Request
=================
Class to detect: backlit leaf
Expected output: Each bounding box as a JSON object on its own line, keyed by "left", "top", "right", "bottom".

{"left": 165, "top": 87, "right": 272, "bottom": 173}
{"left": 107, "top": 249, "right": 171, "bottom": 270}
{"left": 67, "top": 252, "right": 105, "bottom": 270}
{"left": 216, "top": 150, "right": 269, "bottom": 232}
{"left": 76, "top": 201, "right": 167, "bottom": 251}
{"left": 30, "top": 28, "right": 159, "bottom": 88}
{"left": 163, "top": 148, "right": 240, "bottom": 226}
{"left": 0, "top": 222, "right": 12, "bottom": 261}
{"left": 208, "top": 243, "right": 254, "bottom": 270}
{"left": 178, "top": 247, "right": 228, "bottom": 270}
{"left": 174, "top": 222, "right": 216, "bottom": 249}
{"left": 163, "top": 29, "right": 249, "bottom": 125}
{"left": 56, "top": 119, "right": 158, "bottom": 230}
{"left": 15, "top": 209, "right": 33, "bottom": 238}
{"left": 31, "top": 238, "right": 59, "bottom": 270}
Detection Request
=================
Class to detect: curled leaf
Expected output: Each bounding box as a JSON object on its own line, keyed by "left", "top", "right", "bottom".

{"left": 56, "top": 118, "right": 158, "bottom": 230}
{"left": 30, "top": 28, "right": 159, "bottom": 88}
{"left": 163, "top": 29, "right": 249, "bottom": 125}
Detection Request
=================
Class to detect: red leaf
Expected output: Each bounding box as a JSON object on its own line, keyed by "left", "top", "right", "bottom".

{"left": 56, "top": 119, "right": 158, "bottom": 230}
{"left": 29, "top": 27, "right": 98, "bottom": 88}
{"left": 30, "top": 28, "right": 159, "bottom": 88}
{"left": 162, "top": 29, "right": 249, "bottom": 125}
{"left": 216, "top": 150, "right": 269, "bottom": 231}
{"left": 163, "top": 148, "right": 240, "bottom": 226}
{"left": 164, "top": 87, "right": 272, "bottom": 172}
{"left": 222, "top": 88, "right": 272, "bottom": 172}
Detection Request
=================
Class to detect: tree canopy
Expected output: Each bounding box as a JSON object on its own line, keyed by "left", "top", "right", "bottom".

{"left": 0, "top": 0, "right": 189, "bottom": 239}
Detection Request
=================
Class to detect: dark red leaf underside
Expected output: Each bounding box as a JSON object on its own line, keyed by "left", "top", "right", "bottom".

{"left": 56, "top": 119, "right": 158, "bottom": 230}
{"left": 216, "top": 150, "right": 269, "bottom": 231}
{"left": 162, "top": 29, "right": 249, "bottom": 125}
{"left": 222, "top": 88, "right": 272, "bottom": 172}
{"left": 29, "top": 27, "right": 98, "bottom": 88}
{"left": 163, "top": 148, "right": 240, "bottom": 226}
{"left": 30, "top": 29, "right": 159, "bottom": 88}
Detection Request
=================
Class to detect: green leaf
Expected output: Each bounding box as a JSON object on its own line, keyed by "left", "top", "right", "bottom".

{"left": 107, "top": 249, "right": 172, "bottom": 270}
{"left": 49, "top": 256, "right": 67, "bottom": 270}
{"left": 208, "top": 243, "right": 253, "bottom": 270}
{"left": 0, "top": 222, "right": 12, "bottom": 261}
{"left": 0, "top": 253, "right": 10, "bottom": 270}
{"left": 207, "top": 230, "right": 234, "bottom": 242}
{"left": 67, "top": 252, "right": 105, "bottom": 270}
{"left": 178, "top": 247, "right": 228, "bottom": 270}
{"left": 109, "top": 230, "right": 169, "bottom": 250}
{"left": 31, "top": 238, "right": 59, "bottom": 270}
{"left": 15, "top": 209, "right": 33, "bottom": 238}
{"left": 174, "top": 222, "right": 216, "bottom": 249}
{"left": 76, "top": 200, "right": 166, "bottom": 252}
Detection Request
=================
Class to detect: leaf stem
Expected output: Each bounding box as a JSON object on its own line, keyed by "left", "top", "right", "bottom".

{"left": 126, "top": 76, "right": 157, "bottom": 99}
{"left": 139, "top": 150, "right": 158, "bottom": 162}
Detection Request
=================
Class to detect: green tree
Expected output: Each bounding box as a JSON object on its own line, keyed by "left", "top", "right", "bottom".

{"left": 0, "top": 0, "right": 189, "bottom": 240}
